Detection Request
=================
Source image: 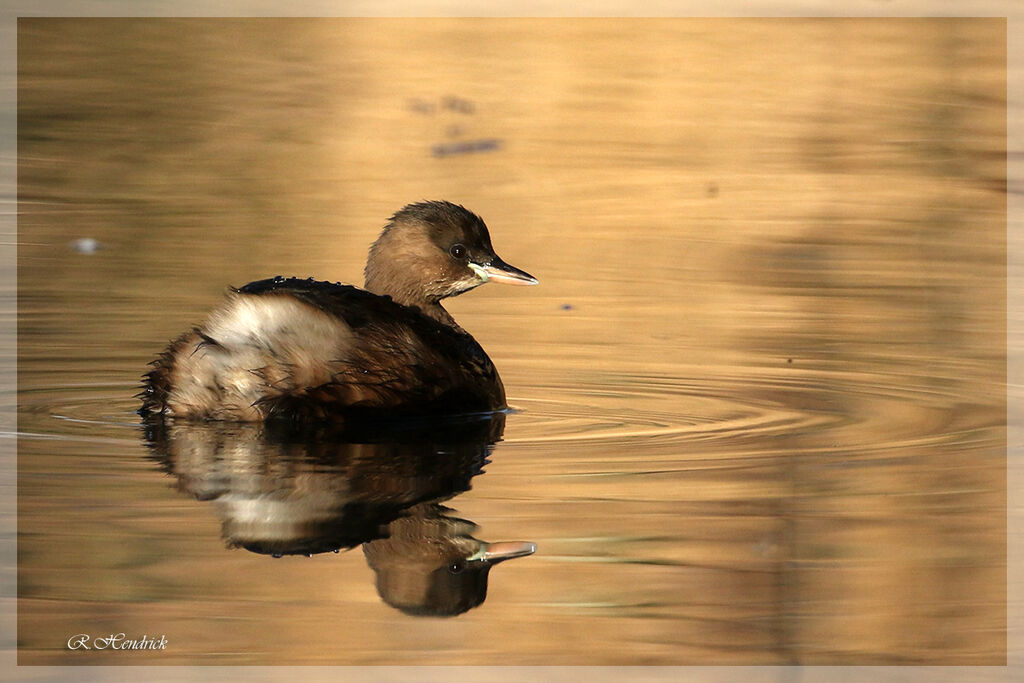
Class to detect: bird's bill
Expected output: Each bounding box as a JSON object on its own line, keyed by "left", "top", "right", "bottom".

{"left": 469, "top": 257, "right": 539, "bottom": 286}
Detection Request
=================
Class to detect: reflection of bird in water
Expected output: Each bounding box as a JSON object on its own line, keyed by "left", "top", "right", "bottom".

{"left": 142, "top": 411, "right": 534, "bottom": 615}
{"left": 365, "top": 504, "right": 535, "bottom": 617}
{"left": 140, "top": 200, "right": 537, "bottom": 422}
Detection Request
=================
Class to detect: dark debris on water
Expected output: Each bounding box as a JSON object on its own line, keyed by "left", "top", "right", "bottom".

{"left": 431, "top": 138, "right": 501, "bottom": 158}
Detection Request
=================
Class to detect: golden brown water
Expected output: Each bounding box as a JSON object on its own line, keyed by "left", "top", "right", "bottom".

{"left": 16, "top": 18, "right": 1005, "bottom": 665}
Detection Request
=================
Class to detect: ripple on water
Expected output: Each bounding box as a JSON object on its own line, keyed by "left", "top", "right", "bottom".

{"left": 18, "top": 382, "right": 143, "bottom": 440}
{"left": 17, "top": 365, "right": 996, "bottom": 461}
{"left": 503, "top": 366, "right": 999, "bottom": 461}
{"left": 504, "top": 372, "right": 829, "bottom": 448}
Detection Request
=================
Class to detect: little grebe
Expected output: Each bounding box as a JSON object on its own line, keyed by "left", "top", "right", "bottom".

{"left": 140, "top": 201, "right": 537, "bottom": 422}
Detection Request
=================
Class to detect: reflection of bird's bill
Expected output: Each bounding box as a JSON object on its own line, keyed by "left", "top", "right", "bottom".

{"left": 469, "top": 257, "right": 539, "bottom": 286}
{"left": 479, "top": 540, "right": 537, "bottom": 564}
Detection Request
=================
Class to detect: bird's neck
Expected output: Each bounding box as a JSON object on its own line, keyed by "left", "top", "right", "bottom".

{"left": 415, "top": 300, "right": 461, "bottom": 330}
{"left": 364, "top": 274, "right": 464, "bottom": 332}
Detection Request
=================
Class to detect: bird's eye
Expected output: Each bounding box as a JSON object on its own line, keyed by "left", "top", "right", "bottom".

{"left": 449, "top": 244, "right": 467, "bottom": 259}
{"left": 448, "top": 560, "right": 465, "bottom": 574}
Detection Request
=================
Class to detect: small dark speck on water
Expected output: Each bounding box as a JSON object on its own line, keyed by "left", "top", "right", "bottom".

{"left": 442, "top": 95, "right": 475, "bottom": 114}
{"left": 706, "top": 182, "right": 719, "bottom": 198}
{"left": 787, "top": 358, "right": 793, "bottom": 364}
{"left": 407, "top": 98, "right": 436, "bottom": 115}
{"left": 560, "top": 304, "right": 574, "bottom": 311}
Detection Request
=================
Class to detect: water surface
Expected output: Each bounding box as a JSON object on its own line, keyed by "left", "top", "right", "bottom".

{"left": 16, "top": 18, "right": 1005, "bottom": 665}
